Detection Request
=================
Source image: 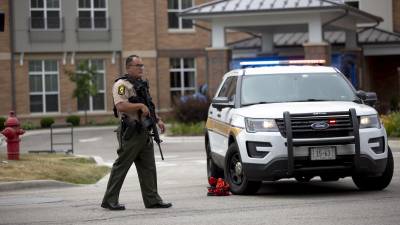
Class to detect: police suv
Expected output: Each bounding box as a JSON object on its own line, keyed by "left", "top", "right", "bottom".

{"left": 205, "top": 60, "right": 393, "bottom": 195}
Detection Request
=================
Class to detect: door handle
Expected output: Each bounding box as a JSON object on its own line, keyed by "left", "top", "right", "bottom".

{"left": 217, "top": 114, "right": 221, "bottom": 118}
{"left": 209, "top": 111, "right": 213, "bottom": 115}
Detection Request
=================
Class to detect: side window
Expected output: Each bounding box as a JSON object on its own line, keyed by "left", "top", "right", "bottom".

{"left": 217, "top": 76, "right": 237, "bottom": 102}
{"left": 226, "top": 77, "right": 237, "bottom": 102}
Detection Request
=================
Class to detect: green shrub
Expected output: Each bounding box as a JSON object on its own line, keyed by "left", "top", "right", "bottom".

{"left": 173, "top": 96, "right": 210, "bottom": 123}
{"left": 382, "top": 112, "right": 400, "bottom": 137}
{"left": 169, "top": 122, "right": 205, "bottom": 136}
{"left": 40, "top": 117, "right": 55, "bottom": 128}
{"left": 0, "top": 117, "right": 5, "bottom": 131}
{"left": 66, "top": 115, "right": 80, "bottom": 126}
{"left": 21, "top": 121, "right": 39, "bottom": 130}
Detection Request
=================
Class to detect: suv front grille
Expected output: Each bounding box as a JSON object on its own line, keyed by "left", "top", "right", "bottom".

{"left": 275, "top": 111, "right": 353, "bottom": 138}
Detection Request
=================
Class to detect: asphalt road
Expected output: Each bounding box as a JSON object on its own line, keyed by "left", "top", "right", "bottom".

{"left": 0, "top": 127, "right": 400, "bottom": 225}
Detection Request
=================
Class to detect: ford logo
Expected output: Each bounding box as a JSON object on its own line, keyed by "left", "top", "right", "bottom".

{"left": 310, "top": 122, "right": 329, "bottom": 130}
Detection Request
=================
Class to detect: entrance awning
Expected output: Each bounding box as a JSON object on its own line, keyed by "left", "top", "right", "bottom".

{"left": 182, "top": 0, "right": 382, "bottom": 24}
{"left": 181, "top": 0, "right": 383, "bottom": 49}
{"left": 229, "top": 27, "right": 400, "bottom": 48}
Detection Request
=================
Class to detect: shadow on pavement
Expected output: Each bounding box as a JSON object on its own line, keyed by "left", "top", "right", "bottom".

{"left": 256, "top": 179, "right": 363, "bottom": 197}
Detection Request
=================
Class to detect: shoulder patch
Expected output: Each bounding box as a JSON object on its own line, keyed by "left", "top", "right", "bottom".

{"left": 118, "top": 85, "right": 126, "bottom": 95}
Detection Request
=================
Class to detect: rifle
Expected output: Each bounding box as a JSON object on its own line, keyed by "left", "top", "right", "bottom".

{"left": 129, "top": 79, "right": 164, "bottom": 160}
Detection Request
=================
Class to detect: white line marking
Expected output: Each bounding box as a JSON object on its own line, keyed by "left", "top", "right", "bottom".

{"left": 154, "top": 155, "right": 179, "bottom": 159}
{"left": 79, "top": 137, "right": 102, "bottom": 143}
{"left": 156, "top": 162, "right": 177, "bottom": 167}
{"left": 194, "top": 160, "right": 206, "bottom": 164}
{"left": 392, "top": 152, "right": 400, "bottom": 157}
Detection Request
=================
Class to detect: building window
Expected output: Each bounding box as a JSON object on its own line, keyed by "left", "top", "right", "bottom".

{"left": 30, "top": 0, "right": 61, "bottom": 30}
{"left": 167, "top": 0, "right": 194, "bottom": 30}
{"left": 170, "top": 58, "right": 196, "bottom": 102}
{"left": 78, "top": 0, "right": 107, "bottom": 29}
{"left": 76, "top": 59, "right": 106, "bottom": 111}
{"left": 29, "top": 60, "right": 59, "bottom": 113}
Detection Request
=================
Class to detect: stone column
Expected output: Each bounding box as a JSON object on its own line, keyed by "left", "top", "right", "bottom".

{"left": 303, "top": 42, "right": 331, "bottom": 65}
{"left": 206, "top": 48, "right": 231, "bottom": 97}
{"left": 260, "top": 32, "right": 274, "bottom": 55}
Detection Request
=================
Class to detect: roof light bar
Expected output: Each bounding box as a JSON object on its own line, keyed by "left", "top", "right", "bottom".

{"left": 239, "top": 59, "right": 326, "bottom": 67}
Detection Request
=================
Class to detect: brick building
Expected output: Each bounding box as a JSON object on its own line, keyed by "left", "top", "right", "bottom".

{"left": 0, "top": 0, "right": 399, "bottom": 124}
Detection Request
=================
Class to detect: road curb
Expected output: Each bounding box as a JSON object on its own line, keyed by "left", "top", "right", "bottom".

{"left": 0, "top": 180, "right": 78, "bottom": 192}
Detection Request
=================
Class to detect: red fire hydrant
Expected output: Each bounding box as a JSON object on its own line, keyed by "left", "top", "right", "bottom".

{"left": 1, "top": 111, "right": 25, "bottom": 160}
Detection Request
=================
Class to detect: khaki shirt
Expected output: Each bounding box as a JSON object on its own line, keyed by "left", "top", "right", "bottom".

{"left": 112, "top": 78, "right": 140, "bottom": 121}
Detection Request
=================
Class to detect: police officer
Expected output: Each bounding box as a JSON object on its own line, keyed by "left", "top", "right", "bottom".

{"left": 101, "top": 55, "right": 172, "bottom": 210}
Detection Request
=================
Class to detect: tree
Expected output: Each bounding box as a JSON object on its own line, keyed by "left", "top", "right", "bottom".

{"left": 66, "top": 60, "right": 98, "bottom": 125}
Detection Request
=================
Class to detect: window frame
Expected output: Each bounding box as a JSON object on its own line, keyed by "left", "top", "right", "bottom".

{"left": 169, "top": 57, "right": 197, "bottom": 98}
{"left": 77, "top": 0, "right": 108, "bottom": 30}
{"left": 217, "top": 76, "right": 237, "bottom": 102}
{"left": 76, "top": 59, "right": 107, "bottom": 112}
{"left": 29, "top": 0, "right": 62, "bottom": 30}
{"left": 167, "top": 0, "right": 195, "bottom": 32}
{"left": 29, "top": 60, "right": 60, "bottom": 114}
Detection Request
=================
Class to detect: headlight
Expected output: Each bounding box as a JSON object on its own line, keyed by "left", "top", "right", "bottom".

{"left": 245, "top": 118, "right": 279, "bottom": 133}
{"left": 359, "top": 115, "right": 381, "bottom": 129}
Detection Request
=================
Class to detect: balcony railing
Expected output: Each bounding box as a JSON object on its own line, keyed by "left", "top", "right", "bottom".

{"left": 29, "top": 17, "right": 63, "bottom": 31}
{"left": 77, "top": 17, "right": 110, "bottom": 30}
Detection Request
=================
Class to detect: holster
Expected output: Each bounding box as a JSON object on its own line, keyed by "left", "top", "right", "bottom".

{"left": 121, "top": 119, "right": 141, "bottom": 141}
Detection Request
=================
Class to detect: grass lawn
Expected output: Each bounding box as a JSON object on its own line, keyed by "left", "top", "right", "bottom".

{"left": 168, "top": 121, "right": 205, "bottom": 136}
{"left": 0, "top": 153, "right": 110, "bottom": 184}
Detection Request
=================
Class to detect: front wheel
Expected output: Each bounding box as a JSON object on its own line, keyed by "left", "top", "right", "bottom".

{"left": 352, "top": 147, "right": 394, "bottom": 191}
{"left": 225, "top": 144, "right": 261, "bottom": 195}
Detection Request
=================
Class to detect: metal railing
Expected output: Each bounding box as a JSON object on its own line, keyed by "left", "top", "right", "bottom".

{"left": 50, "top": 123, "right": 74, "bottom": 154}
{"left": 28, "top": 122, "right": 74, "bottom": 154}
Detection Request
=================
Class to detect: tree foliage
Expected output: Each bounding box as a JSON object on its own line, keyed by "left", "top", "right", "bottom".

{"left": 65, "top": 60, "right": 98, "bottom": 124}
{"left": 66, "top": 60, "right": 98, "bottom": 101}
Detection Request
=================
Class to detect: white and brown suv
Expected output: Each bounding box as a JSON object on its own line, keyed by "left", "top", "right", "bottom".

{"left": 205, "top": 60, "right": 393, "bottom": 195}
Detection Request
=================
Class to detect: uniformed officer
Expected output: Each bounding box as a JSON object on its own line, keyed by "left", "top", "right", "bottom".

{"left": 101, "top": 55, "right": 172, "bottom": 210}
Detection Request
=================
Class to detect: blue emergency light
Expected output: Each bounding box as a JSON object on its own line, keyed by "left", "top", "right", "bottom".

{"left": 239, "top": 59, "right": 326, "bottom": 68}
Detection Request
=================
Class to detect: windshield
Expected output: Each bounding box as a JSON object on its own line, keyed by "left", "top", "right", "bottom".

{"left": 241, "top": 73, "right": 356, "bottom": 106}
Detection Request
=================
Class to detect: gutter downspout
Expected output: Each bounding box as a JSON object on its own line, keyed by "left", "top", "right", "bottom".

{"left": 153, "top": 0, "right": 160, "bottom": 111}
{"left": 9, "top": 0, "right": 16, "bottom": 113}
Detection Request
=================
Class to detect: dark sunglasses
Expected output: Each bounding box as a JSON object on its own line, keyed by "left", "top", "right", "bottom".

{"left": 131, "top": 64, "right": 144, "bottom": 68}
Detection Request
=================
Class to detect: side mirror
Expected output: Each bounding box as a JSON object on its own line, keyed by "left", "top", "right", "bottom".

{"left": 356, "top": 90, "right": 377, "bottom": 107}
{"left": 211, "top": 96, "right": 234, "bottom": 111}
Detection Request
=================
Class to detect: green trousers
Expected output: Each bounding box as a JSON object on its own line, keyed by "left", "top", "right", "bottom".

{"left": 102, "top": 124, "right": 162, "bottom": 207}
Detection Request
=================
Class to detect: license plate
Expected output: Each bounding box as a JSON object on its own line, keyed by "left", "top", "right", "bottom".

{"left": 310, "top": 146, "right": 336, "bottom": 160}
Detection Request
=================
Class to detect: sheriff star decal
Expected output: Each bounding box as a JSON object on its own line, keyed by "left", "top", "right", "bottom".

{"left": 118, "top": 85, "right": 126, "bottom": 95}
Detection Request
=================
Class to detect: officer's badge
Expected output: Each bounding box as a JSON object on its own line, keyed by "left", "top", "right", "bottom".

{"left": 118, "top": 85, "right": 125, "bottom": 95}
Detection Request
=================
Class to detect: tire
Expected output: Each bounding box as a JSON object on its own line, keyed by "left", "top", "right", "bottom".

{"left": 352, "top": 147, "right": 394, "bottom": 191}
{"left": 206, "top": 137, "right": 224, "bottom": 179}
{"left": 295, "top": 175, "right": 313, "bottom": 182}
{"left": 224, "top": 143, "right": 261, "bottom": 195}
